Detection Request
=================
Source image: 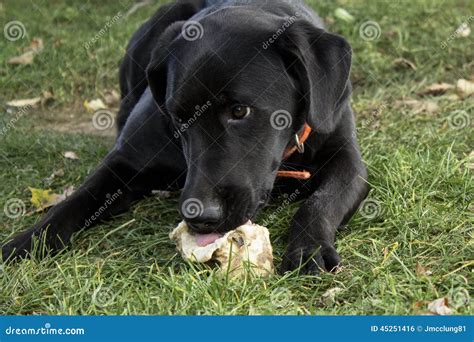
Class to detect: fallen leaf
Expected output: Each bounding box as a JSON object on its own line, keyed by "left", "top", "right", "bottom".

{"left": 6, "top": 91, "right": 53, "bottom": 108}
{"left": 8, "top": 51, "right": 35, "bottom": 65}
{"left": 63, "top": 151, "right": 79, "bottom": 160}
{"left": 427, "top": 297, "right": 453, "bottom": 315}
{"left": 84, "top": 98, "right": 107, "bottom": 112}
{"left": 456, "top": 22, "right": 471, "bottom": 37}
{"left": 415, "top": 262, "right": 430, "bottom": 276}
{"left": 321, "top": 287, "right": 344, "bottom": 305}
{"left": 103, "top": 90, "right": 120, "bottom": 106}
{"left": 393, "top": 57, "right": 417, "bottom": 70}
{"left": 29, "top": 186, "right": 74, "bottom": 211}
{"left": 7, "top": 37, "right": 44, "bottom": 65}
{"left": 28, "top": 37, "right": 44, "bottom": 53}
{"left": 334, "top": 8, "right": 354, "bottom": 23}
{"left": 456, "top": 79, "right": 474, "bottom": 97}
{"left": 467, "top": 151, "right": 474, "bottom": 170}
{"left": 395, "top": 99, "right": 439, "bottom": 114}
{"left": 41, "top": 90, "right": 54, "bottom": 105}
{"left": 417, "top": 83, "right": 454, "bottom": 96}
{"left": 6, "top": 97, "right": 41, "bottom": 108}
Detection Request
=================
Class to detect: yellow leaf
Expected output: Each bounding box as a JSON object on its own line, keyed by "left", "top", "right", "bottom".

{"left": 29, "top": 187, "right": 59, "bottom": 209}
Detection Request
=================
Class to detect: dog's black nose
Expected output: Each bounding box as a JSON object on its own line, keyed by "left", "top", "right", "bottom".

{"left": 181, "top": 200, "right": 223, "bottom": 233}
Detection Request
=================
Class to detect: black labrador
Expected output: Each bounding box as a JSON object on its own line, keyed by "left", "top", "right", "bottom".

{"left": 1, "top": 0, "right": 368, "bottom": 274}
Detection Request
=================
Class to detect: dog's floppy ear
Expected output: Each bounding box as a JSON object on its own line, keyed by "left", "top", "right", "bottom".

{"left": 146, "top": 21, "right": 185, "bottom": 108}
{"left": 280, "top": 21, "right": 352, "bottom": 134}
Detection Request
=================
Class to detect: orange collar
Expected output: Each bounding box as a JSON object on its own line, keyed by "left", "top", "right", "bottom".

{"left": 276, "top": 123, "right": 312, "bottom": 180}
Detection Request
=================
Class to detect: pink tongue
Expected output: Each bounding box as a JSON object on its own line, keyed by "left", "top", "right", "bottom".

{"left": 195, "top": 233, "right": 221, "bottom": 247}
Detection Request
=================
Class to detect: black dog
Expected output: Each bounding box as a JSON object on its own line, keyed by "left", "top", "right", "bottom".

{"left": 1, "top": 0, "right": 368, "bottom": 274}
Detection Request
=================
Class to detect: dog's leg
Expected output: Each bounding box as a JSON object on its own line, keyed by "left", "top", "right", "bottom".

{"left": 1, "top": 95, "right": 186, "bottom": 261}
{"left": 281, "top": 139, "right": 369, "bottom": 274}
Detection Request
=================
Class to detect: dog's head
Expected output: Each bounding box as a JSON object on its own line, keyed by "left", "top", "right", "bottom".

{"left": 146, "top": 7, "right": 352, "bottom": 235}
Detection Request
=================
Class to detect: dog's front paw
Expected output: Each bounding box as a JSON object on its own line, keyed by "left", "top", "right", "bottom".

{"left": 1, "top": 228, "right": 38, "bottom": 262}
{"left": 280, "top": 242, "right": 341, "bottom": 275}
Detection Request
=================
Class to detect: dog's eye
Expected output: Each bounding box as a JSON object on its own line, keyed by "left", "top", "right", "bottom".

{"left": 231, "top": 105, "right": 251, "bottom": 119}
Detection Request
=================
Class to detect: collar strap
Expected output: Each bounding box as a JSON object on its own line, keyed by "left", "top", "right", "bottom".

{"left": 276, "top": 123, "right": 312, "bottom": 180}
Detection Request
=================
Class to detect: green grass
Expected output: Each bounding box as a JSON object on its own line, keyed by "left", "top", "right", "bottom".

{"left": 0, "top": 0, "right": 472, "bottom": 315}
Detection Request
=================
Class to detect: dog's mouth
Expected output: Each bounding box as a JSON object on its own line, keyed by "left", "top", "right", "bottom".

{"left": 194, "top": 232, "right": 222, "bottom": 247}
{"left": 192, "top": 219, "right": 253, "bottom": 247}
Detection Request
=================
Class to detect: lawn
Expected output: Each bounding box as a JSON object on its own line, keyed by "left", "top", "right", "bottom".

{"left": 0, "top": 0, "right": 472, "bottom": 315}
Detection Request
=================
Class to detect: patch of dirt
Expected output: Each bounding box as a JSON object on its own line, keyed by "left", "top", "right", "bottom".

{"left": 30, "top": 101, "right": 117, "bottom": 138}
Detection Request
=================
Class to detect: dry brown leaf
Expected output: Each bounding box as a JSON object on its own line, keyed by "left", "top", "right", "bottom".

{"left": 8, "top": 51, "right": 35, "bottom": 65}
{"left": 8, "top": 37, "right": 44, "bottom": 65}
{"left": 417, "top": 83, "right": 454, "bottom": 96}
{"left": 63, "top": 151, "right": 79, "bottom": 160}
{"left": 28, "top": 37, "right": 44, "bottom": 53}
{"left": 457, "top": 23, "right": 471, "bottom": 37}
{"left": 467, "top": 151, "right": 474, "bottom": 170}
{"left": 395, "top": 99, "right": 439, "bottom": 114}
{"left": 427, "top": 297, "right": 453, "bottom": 315}
{"left": 84, "top": 98, "right": 107, "bottom": 112}
{"left": 6, "top": 97, "right": 41, "bottom": 108}
{"left": 393, "top": 57, "right": 417, "bottom": 70}
{"left": 103, "top": 90, "right": 120, "bottom": 106}
{"left": 6, "top": 91, "right": 53, "bottom": 108}
{"left": 321, "top": 287, "right": 344, "bottom": 305}
{"left": 415, "top": 262, "right": 432, "bottom": 276}
{"left": 456, "top": 79, "right": 474, "bottom": 97}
